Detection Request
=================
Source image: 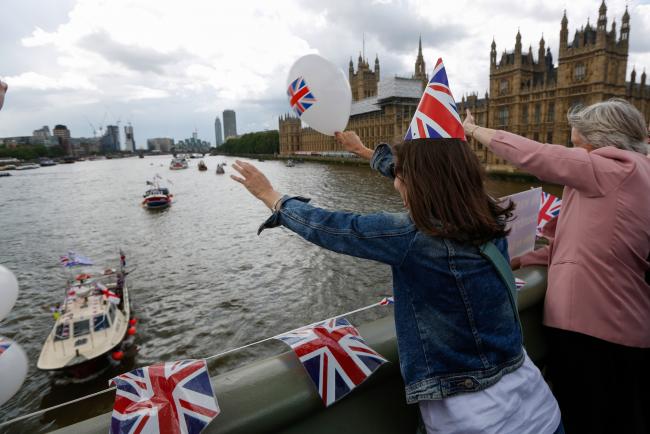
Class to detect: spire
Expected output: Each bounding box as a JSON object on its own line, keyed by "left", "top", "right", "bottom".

{"left": 599, "top": 0, "right": 607, "bottom": 14}
{"left": 374, "top": 53, "right": 380, "bottom": 81}
{"left": 561, "top": 10, "right": 568, "bottom": 28}
{"left": 631, "top": 66, "right": 636, "bottom": 83}
{"left": 515, "top": 28, "right": 522, "bottom": 54}
{"left": 623, "top": 5, "right": 630, "bottom": 22}
{"left": 414, "top": 35, "right": 427, "bottom": 83}
{"left": 491, "top": 37, "right": 496, "bottom": 50}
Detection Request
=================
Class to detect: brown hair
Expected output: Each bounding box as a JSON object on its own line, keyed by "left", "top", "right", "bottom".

{"left": 393, "top": 138, "right": 514, "bottom": 244}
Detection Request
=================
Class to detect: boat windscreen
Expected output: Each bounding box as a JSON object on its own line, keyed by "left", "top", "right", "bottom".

{"left": 93, "top": 314, "right": 109, "bottom": 331}
{"left": 73, "top": 319, "right": 90, "bottom": 337}
{"left": 54, "top": 323, "right": 70, "bottom": 341}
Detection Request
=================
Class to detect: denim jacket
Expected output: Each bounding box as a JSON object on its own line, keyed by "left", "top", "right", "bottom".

{"left": 260, "top": 145, "right": 523, "bottom": 403}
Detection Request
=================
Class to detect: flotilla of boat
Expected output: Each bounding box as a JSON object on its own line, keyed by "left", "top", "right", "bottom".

{"left": 37, "top": 252, "right": 134, "bottom": 380}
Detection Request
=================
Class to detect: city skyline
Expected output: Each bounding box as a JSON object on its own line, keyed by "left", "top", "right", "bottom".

{"left": 2, "top": 0, "right": 650, "bottom": 147}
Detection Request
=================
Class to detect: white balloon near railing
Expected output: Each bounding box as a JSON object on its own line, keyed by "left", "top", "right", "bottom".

{"left": 0, "top": 265, "right": 18, "bottom": 322}
{"left": 286, "top": 54, "right": 352, "bottom": 136}
{"left": 0, "top": 336, "right": 28, "bottom": 406}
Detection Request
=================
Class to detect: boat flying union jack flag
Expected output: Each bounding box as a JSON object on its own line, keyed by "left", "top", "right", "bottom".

{"left": 109, "top": 359, "right": 220, "bottom": 434}
{"left": 287, "top": 77, "right": 317, "bottom": 117}
{"left": 537, "top": 191, "right": 562, "bottom": 236}
{"left": 277, "top": 317, "right": 388, "bottom": 407}
{"left": 404, "top": 58, "right": 465, "bottom": 141}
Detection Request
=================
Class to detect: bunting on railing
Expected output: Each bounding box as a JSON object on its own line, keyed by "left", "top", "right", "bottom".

{"left": 276, "top": 317, "right": 388, "bottom": 407}
{"left": 109, "top": 359, "right": 220, "bottom": 434}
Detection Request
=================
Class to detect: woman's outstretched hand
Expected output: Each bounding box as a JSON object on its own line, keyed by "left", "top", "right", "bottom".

{"left": 335, "top": 131, "right": 373, "bottom": 161}
{"left": 231, "top": 160, "right": 282, "bottom": 210}
{"left": 462, "top": 109, "right": 476, "bottom": 135}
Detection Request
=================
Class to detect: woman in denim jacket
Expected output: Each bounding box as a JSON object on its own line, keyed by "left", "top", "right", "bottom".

{"left": 231, "top": 135, "right": 561, "bottom": 434}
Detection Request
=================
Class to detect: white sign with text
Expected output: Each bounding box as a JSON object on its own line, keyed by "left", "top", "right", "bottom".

{"left": 501, "top": 187, "right": 541, "bottom": 259}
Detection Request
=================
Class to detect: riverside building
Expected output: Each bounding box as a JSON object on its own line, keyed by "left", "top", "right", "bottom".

{"left": 280, "top": 1, "right": 650, "bottom": 170}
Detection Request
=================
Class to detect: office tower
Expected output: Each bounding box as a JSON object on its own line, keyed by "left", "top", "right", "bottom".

{"left": 214, "top": 117, "right": 223, "bottom": 146}
{"left": 124, "top": 124, "right": 136, "bottom": 152}
{"left": 223, "top": 109, "right": 237, "bottom": 140}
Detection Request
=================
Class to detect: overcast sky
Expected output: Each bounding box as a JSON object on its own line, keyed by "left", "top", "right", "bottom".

{"left": 1, "top": 0, "right": 650, "bottom": 148}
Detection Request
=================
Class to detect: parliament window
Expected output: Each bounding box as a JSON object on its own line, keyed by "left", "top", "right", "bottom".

{"left": 574, "top": 63, "right": 586, "bottom": 81}
{"left": 534, "top": 103, "right": 541, "bottom": 124}
{"left": 547, "top": 103, "right": 555, "bottom": 122}
{"left": 522, "top": 105, "right": 529, "bottom": 124}
{"left": 499, "top": 79, "right": 509, "bottom": 95}
{"left": 497, "top": 107, "right": 509, "bottom": 126}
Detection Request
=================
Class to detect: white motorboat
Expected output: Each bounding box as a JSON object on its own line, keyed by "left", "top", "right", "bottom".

{"left": 169, "top": 157, "right": 189, "bottom": 170}
{"left": 37, "top": 253, "right": 133, "bottom": 378}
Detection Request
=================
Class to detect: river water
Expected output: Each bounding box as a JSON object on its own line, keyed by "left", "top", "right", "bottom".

{"left": 0, "top": 155, "right": 561, "bottom": 432}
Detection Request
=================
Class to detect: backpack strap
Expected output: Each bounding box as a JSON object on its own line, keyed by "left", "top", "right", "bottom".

{"left": 480, "top": 241, "right": 522, "bottom": 330}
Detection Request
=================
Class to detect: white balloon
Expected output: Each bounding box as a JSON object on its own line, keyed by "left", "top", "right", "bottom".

{"left": 0, "top": 336, "right": 28, "bottom": 406}
{"left": 0, "top": 265, "right": 19, "bottom": 322}
{"left": 286, "top": 54, "right": 352, "bottom": 136}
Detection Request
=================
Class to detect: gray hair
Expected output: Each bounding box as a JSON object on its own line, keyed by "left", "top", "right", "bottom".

{"left": 567, "top": 98, "right": 648, "bottom": 155}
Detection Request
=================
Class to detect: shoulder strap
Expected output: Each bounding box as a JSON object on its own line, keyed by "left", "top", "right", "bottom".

{"left": 480, "top": 242, "right": 521, "bottom": 330}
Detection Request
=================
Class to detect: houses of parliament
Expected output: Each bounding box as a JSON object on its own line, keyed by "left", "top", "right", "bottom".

{"left": 278, "top": 1, "right": 650, "bottom": 168}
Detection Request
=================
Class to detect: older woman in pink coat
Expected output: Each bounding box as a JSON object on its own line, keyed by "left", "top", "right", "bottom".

{"left": 464, "top": 98, "right": 650, "bottom": 434}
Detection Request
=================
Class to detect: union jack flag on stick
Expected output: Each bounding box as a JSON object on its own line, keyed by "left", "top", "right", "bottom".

{"left": 277, "top": 317, "right": 388, "bottom": 407}
{"left": 404, "top": 58, "right": 465, "bottom": 141}
{"left": 109, "top": 359, "right": 220, "bottom": 434}
{"left": 287, "top": 77, "right": 316, "bottom": 117}
{"left": 537, "top": 191, "right": 562, "bottom": 236}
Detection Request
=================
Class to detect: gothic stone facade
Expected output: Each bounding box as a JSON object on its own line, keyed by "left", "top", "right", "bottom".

{"left": 459, "top": 1, "right": 650, "bottom": 166}
{"left": 281, "top": 2, "right": 650, "bottom": 163}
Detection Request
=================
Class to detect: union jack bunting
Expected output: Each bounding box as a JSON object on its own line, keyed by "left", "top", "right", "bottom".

{"left": 515, "top": 278, "right": 526, "bottom": 290}
{"left": 277, "top": 317, "right": 388, "bottom": 407}
{"left": 109, "top": 359, "right": 220, "bottom": 434}
{"left": 0, "top": 337, "right": 10, "bottom": 356}
{"left": 59, "top": 251, "right": 93, "bottom": 267}
{"left": 379, "top": 296, "right": 394, "bottom": 305}
{"left": 537, "top": 191, "right": 562, "bottom": 236}
{"left": 404, "top": 58, "right": 465, "bottom": 141}
{"left": 287, "top": 77, "right": 316, "bottom": 117}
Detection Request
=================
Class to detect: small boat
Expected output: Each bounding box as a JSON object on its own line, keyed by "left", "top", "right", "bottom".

{"left": 37, "top": 253, "right": 132, "bottom": 379}
{"left": 39, "top": 158, "right": 57, "bottom": 167}
{"left": 169, "top": 157, "right": 189, "bottom": 170}
{"left": 198, "top": 160, "right": 208, "bottom": 171}
{"left": 142, "top": 179, "right": 173, "bottom": 210}
{"left": 0, "top": 164, "right": 16, "bottom": 171}
{"left": 216, "top": 163, "right": 225, "bottom": 175}
{"left": 0, "top": 172, "right": 11, "bottom": 177}
{"left": 285, "top": 159, "right": 295, "bottom": 167}
{"left": 190, "top": 153, "right": 203, "bottom": 159}
{"left": 63, "top": 156, "right": 76, "bottom": 164}
{"left": 15, "top": 164, "right": 40, "bottom": 170}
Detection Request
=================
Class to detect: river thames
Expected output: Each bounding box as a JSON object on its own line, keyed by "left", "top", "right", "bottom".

{"left": 0, "top": 155, "right": 561, "bottom": 432}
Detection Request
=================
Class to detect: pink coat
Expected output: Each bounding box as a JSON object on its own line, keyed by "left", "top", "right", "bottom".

{"left": 490, "top": 131, "right": 650, "bottom": 348}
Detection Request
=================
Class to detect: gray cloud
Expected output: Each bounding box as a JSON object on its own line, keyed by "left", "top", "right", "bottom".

{"left": 300, "top": 0, "right": 465, "bottom": 54}
{"left": 79, "top": 31, "right": 193, "bottom": 74}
